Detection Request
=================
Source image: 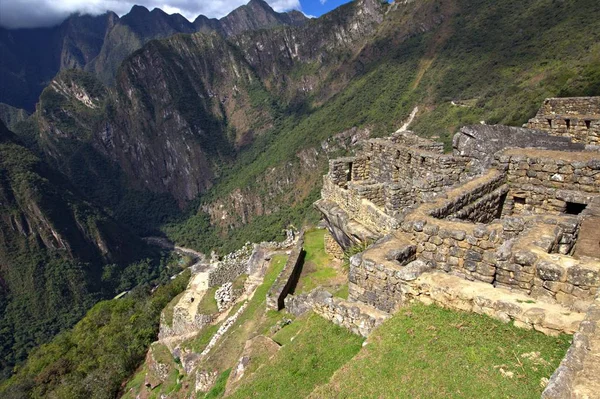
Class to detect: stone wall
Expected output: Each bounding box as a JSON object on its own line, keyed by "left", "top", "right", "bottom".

{"left": 363, "top": 138, "right": 469, "bottom": 190}
{"left": 402, "top": 171, "right": 509, "bottom": 283}
{"left": 495, "top": 221, "right": 599, "bottom": 312}
{"left": 312, "top": 293, "right": 389, "bottom": 337}
{"left": 400, "top": 272, "right": 584, "bottom": 336}
{"left": 453, "top": 124, "right": 585, "bottom": 174}
{"left": 284, "top": 289, "right": 389, "bottom": 337}
{"left": 324, "top": 231, "right": 344, "bottom": 259}
{"left": 349, "top": 245, "right": 426, "bottom": 312}
{"left": 207, "top": 243, "right": 254, "bottom": 287}
{"left": 527, "top": 97, "right": 600, "bottom": 145}
{"left": 266, "top": 234, "right": 305, "bottom": 310}
{"left": 390, "top": 131, "right": 445, "bottom": 153}
{"left": 320, "top": 178, "right": 400, "bottom": 235}
{"left": 496, "top": 149, "right": 600, "bottom": 216}
{"left": 542, "top": 290, "right": 600, "bottom": 398}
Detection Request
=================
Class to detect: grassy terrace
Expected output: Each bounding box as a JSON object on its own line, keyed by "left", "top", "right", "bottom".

{"left": 310, "top": 303, "right": 571, "bottom": 399}
{"left": 228, "top": 313, "right": 364, "bottom": 399}
{"left": 295, "top": 229, "right": 346, "bottom": 296}
{"left": 223, "top": 303, "right": 570, "bottom": 399}
{"left": 196, "top": 254, "right": 292, "bottom": 376}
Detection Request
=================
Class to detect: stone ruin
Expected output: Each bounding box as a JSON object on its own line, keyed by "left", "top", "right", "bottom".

{"left": 527, "top": 97, "right": 600, "bottom": 147}
{"left": 315, "top": 97, "right": 600, "bottom": 398}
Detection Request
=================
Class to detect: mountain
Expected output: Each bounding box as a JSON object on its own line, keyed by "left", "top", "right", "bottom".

{"left": 9, "top": 0, "right": 599, "bottom": 248}
{"left": 0, "top": 12, "right": 116, "bottom": 111}
{"left": 20, "top": 0, "right": 382, "bottom": 212}
{"left": 0, "top": 103, "right": 28, "bottom": 131}
{"left": 0, "top": 1, "right": 307, "bottom": 112}
{"left": 0, "top": 120, "right": 151, "bottom": 379}
{"left": 219, "top": 0, "right": 307, "bottom": 36}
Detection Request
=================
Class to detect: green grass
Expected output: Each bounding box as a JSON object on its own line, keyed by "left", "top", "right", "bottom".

{"left": 232, "top": 274, "right": 248, "bottom": 293}
{"left": 197, "top": 287, "right": 219, "bottom": 315}
{"left": 333, "top": 284, "right": 349, "bottom": 299}
{"left": 122, "top": 365, "right": 148, "bottom": 398}
{"left": 201, "top": 369, "right": 231, "bottom": 399}
{"left": 185, "top": 323, "right": 221, "bottom": 353}
{"left": 311, "top": 303, "right": 571, "bottom": 399}
{"left": 228, "top": 313, "right": 364, "bottom": 399}
{"left": 295, "top": 229, "right": 345, "bottom": 295}
{"left": 163, "top": 292, "right": 184, "bottom": 327}
{"left": 272, "top": 314, "right": 309, "bottom": 346}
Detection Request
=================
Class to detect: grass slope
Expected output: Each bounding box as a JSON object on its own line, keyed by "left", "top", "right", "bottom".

{"left": 311, "top": 303, "right": 571, "bottom": 398}
{"left": 228, "top": 313, "right": 364, "bottom": 399}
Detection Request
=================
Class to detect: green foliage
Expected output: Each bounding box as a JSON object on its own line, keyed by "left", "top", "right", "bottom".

{"left": 343, "top": 240, "right": 373, "bottom": 272}
{"left": 312, "top": 303, "right": 571, "bottom": 398}
{"left": 0, "top": 270, "right": 190, "bottom": 399}
{"left": 197, "top": 287, "right": 219, "bottom": 315}
{"left": 165, "top": 187, "right": 321, "bottom": 254}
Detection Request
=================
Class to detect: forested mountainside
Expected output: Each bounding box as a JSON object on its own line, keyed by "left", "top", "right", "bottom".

{"left": 0, "top": 0, "right": 599, "bottom": 390}
{"left": 0, "top": 0, "right": 306, "bottom": 111}
{"left": 0, "top": 120, "right": 169, "bottom": 379}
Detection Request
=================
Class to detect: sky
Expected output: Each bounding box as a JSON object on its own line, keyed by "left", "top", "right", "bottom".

{"left": 0, "top": 0, "right": 354, "bottom": 29}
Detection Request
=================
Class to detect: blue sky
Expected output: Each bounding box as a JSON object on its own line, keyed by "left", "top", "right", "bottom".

{"left": 299, "top": 0, "right": 352, "bottom": 18}
{"left": 0, "top": 0, "right": 354, "bottom": 29}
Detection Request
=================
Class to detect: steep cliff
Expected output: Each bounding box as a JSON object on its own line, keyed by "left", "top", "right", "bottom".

{"left": 0, "top": 120, "right": 149, "bottom": 378}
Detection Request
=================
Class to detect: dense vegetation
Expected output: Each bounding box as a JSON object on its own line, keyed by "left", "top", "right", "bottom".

{"left": 0, "top": 121, "right": 181, "bottom": 380}
{"left": 0, "top": 270, "right": 190, "bottom": 398}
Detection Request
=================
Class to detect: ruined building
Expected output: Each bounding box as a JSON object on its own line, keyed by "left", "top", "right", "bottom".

{"left": 316, "top": 97, "right": 600, "bottom": 398}
{"left": 527, "top": 97, "right": 600, "bottom": 146}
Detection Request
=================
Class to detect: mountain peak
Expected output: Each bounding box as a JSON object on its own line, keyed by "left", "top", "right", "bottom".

{"left": 128, "top": 5, "right": 150, "bottom": 16}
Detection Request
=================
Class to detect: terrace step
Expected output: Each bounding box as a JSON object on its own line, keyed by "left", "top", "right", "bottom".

{"left": 404, "top": 272, "right": 586, "bottom": 335}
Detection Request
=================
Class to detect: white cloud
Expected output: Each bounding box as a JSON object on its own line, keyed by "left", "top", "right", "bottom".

{"left": 320, "top": 0, "right": 327, "bottom": 4}
{"left": 0, "top": 0, "right": 302, "bottom": 29}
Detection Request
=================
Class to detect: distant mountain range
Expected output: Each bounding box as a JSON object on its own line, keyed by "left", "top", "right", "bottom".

{"left": 0, "top": 0, "right": 307, "bottom": 111}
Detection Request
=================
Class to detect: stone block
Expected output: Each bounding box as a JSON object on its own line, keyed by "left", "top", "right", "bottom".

{"left": 567, "top": 266, "right": 600, "bottom": 287}
{"left": 536, "top": 261, "right": 566, "bottom": 282}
